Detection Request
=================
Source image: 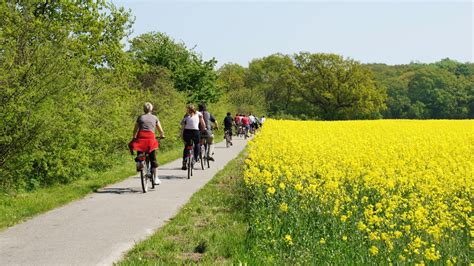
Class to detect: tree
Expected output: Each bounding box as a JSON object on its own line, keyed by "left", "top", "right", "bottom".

{"left": 407, "top": 67, "right": 470, "bottom": 118}
{"left": 0, "top": 1, "right": 134, "bottom": 189}
{"left": 129, "top": 32, "right": 221, "bottom": 103}
{"left": 217, "top": 63, "right": 265, "bottom": 114}
{"left": 246, "top": 54, "right": 302, "bottom": 116}
{"left": 294, "top": 53, "right": 386, "bottom": 119}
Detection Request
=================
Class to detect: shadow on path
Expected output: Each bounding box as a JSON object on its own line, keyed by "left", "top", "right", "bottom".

{"left": 160, "top": 175, "right": 187, "bottom": 180}
{"left": 95, "top": 188, "right": 142, "bottom": 194}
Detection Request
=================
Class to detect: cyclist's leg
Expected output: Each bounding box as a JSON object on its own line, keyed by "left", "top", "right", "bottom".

{"left": 193, "top": 130, "right": 201, "bottom": 161}
{"left": 149, "top": 150, "right": 161, "bottom": 184}
{"left": 136, "top": 151, "right": 145, "bottom": 170}
{"left": 207, "top": 133, "right": 215, "bottom": 159}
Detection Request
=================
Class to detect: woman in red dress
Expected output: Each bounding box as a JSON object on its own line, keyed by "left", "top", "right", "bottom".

{"left": 129, "top": 102, "right": 165, "bottom": 185}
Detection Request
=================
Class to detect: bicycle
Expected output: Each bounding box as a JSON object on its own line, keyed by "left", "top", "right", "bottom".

{"left": 224, "top": 128, "right": 232, "bottom": 148}
{"left": 185, "top": 143, "right": 194, "bottom": 179}
{"left": 136, "top": 136, "right": 164, "bottom": 193}
{"left": 244, "top": 125, "right": 250, "bottom": 139}
{"left": 199, "top": 134, "right": 211, "bottom": 169}
{"left": 237, "top": 125, "right": 245, "bottom": 138}
{"left": 137, "top": 153, "right": 155, "bottom": 193}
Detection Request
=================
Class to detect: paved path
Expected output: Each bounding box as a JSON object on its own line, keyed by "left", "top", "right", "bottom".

{"left": 0, "top": 138, "right": 247, "bottom": 266}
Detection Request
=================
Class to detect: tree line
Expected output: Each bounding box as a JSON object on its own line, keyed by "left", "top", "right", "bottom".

{"left": 219, "top": 55, "right": 474, "bottom": 120}
{"left": 1, "top": 1, "right": 472, "bottom": 191}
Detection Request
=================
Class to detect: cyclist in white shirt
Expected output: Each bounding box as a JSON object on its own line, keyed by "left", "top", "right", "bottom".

{"left": 180, "top": 104, "right": 206, "bottom": 170}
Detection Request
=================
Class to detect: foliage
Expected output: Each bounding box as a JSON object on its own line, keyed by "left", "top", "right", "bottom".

{"left": 0, "top": 0, "right": 135, "bottom": 190}
{"left": 294, "top": 53, "right": 386, "bottom": 119}
{"left": 217, "top": 63, "right": 266, "bottom": 115}
{"left": 244, "top": 119, "right": 473, "bottom": 264}
{"left": 0, "top": 1, "right": 234, "bottom": 192}
{"left": 129, "top": 32, "right": 221, "bottom": 104}
{"left": 367, "top": 59, "right": 474, "bottom": 119}
{"left": 218, "top": 53, "right": 388, "bottom": 120}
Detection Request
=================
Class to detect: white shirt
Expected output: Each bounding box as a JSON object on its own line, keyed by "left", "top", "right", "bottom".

{"left": 260, "top": 117, "right": 266, "bottom": 124}
{"left": 181, "top": 112, "right": 203, "bottom": 130}
{"left": 249, "top": 115, "right": 257, "bottom": 123}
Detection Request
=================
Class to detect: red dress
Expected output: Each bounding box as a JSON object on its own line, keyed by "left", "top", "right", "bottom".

{"left": 128, "top": 130, "right": 159, "bottom": 154}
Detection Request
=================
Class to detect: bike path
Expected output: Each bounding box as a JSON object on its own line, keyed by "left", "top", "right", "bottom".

{"left": 0, "top": 138, "right": 247, "bottom": 266}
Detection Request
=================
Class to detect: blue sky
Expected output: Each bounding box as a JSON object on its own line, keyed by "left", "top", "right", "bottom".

{"left": 114, "top": 0, "right": 473, "bottom": 67}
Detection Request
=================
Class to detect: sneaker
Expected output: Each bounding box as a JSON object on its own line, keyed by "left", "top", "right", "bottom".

{"left": 153, "top": 177, "right": 161, "bottom": 185}
{"left": 181, "top": 162, "right": 187, "bottom": 170}
{"left": 208, "top": 157, "right": 215, "bottom": 161}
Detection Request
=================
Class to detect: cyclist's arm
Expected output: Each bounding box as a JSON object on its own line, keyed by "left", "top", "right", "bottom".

{"left": 210, "top": 114, "right": 218, "bottom": 130}
{"left": 199, "top": 114, "right": 206, "bottom": 131}
{"left": 156, "top": 120, "right": 165, "bottom": 138}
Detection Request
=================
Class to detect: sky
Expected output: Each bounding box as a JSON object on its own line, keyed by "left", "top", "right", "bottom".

{"left": 113, "top": 0, "right": 473, "bottom": 67}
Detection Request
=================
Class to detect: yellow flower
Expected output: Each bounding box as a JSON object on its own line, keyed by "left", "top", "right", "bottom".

{"left": 279, "top": 182, "right": 286, "bottom": 190}
{"left": 294, "top": 183, "right": 303, "bottom": 191}
{"left": 369, "top": 246, "right": 379, "bottom": 256}
{"left": 340, "top": 215, "right": 348, "bottom": 222}
{"left": 267, "top": 186, "right": 276, "bottom": 195}
{"left": 342, "top": 235, "right": 348, "bottom": 241}
{"left": 424, "top": 246, "right": 440, "bottom": 261}
{"left": 279, "top": 203, "right": 288, "bottom": 213}
{"left": 319, "top": 238, "right": 326, "bottom": 244}
{"left": 394, "top": 231, "right": 402, "bottom": 238}
{"left": 284, "top": 234, "right": 293, "bottom": 246}
{"left": 357, "top": 221, "right": 367, "bottom": 231}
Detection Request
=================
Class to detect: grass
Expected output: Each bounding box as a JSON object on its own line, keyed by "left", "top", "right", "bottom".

{"left": 0, "top": 146, "right": 183, "bottom": 231}
{"left": 118, "top": 149, "right": 249, "bottom": 265}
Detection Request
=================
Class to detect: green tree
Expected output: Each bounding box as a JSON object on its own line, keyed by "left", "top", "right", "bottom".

{"left": 217, "top": 63, "right": 265, "bottom": 114}
{"left": 0, "top": 1, "right": 133, "bottom": 189}
{"left": 246, "top": 54, "right": 302, "bottom": 116}
{"left": 129, "top": 32, "right": 221, "bottom": 103}
{"left": 407, "top": 67, "right": 470, "bottom": 118}
{"left": 294, "top": 53, "right": 386, "bottom": 120}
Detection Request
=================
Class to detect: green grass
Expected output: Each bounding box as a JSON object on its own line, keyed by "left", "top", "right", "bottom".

{"left": 118, "top": 149, "right": 248, "bottom": 265}
{"left": 0, "top": 146, "right": 183, "bottom": 231}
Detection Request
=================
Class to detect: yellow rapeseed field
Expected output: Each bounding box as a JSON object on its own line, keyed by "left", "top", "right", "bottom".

{"left": 244, "top": 119, "right": 473, "bottom": 264}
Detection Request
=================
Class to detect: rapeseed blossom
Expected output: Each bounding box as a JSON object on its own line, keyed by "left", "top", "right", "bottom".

{"left": 244, "top": 119, "right": 473, "bottom": 263}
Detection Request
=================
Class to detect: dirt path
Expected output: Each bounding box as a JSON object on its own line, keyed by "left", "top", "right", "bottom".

{"left": 0, "top": 138, "right": 247, "bottom": 266}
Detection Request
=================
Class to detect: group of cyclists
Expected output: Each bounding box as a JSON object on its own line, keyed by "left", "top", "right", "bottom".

{"left": 129, "top": 102, "right": 265, "bottom": 186}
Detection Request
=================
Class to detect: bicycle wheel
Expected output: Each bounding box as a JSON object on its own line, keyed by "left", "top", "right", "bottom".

{"left": 200, "top": 144, "right": 205, "bottom": 170}
{"left": 187, "top": 155, "right": 192, "bottom": 179}
{"left": 149, "top": 159, "right": 155, "bottom": 189}
{"left": 140, "top": 167, "right": 148, "bottom": 193}
{"left": 206, "top": 144, "right": 210, "bottom": 168}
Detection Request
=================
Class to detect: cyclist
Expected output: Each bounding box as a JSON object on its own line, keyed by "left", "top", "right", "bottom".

{"left": 198, "top": 103, "right": 219, "bottom": 161}
{"left": 129, "top": 102, "right": 165, "bottom": 185}
{"left": 234, "top": 113, "right": 241, "bottom": 134}
{"left": 180, "top": 104, "right": 206, "bottom": 170}
{"left": 241, "top": 114, "right": 250, "bottom": 137}
{"left": 223, "top": 112, "right": 234, "bottom": 145}
{"left": 249, "top": 113, "right": 257, "bottom": 133}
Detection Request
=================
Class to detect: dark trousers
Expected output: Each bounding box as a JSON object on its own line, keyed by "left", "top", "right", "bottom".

{"left": 182, "top": 129, "right": 200, "bottom": 161}
{"left": 224, "top": 127, "right": 233, "bottom": 140}
{"left": 136, "top": 150, "right": 158, "bottom": 168}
